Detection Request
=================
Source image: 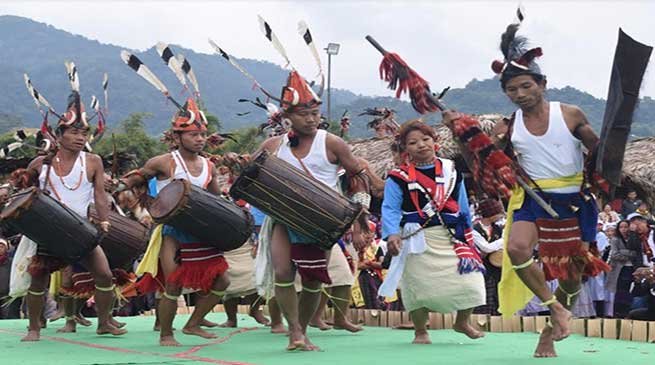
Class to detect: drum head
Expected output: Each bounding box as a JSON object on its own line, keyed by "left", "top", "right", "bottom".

{"left": 0, "top": 187, "right": 38, "bottom": 221}
{"left": 149, "top": 179, "right": 188, "bottom": 221}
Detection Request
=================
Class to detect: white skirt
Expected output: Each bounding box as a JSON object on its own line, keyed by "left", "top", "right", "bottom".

{"left": 224, "top": 242, "right": 257, "bottom": 300}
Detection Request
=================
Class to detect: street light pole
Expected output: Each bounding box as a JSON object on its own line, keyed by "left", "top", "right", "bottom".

{"left": 324, "top": 43, "right": 340, "bottom": 125}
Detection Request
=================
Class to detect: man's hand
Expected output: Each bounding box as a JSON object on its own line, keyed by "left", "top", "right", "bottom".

{"left": 387, "top": 234, "right": 402, "bottom": 256}
{"left": 352, "top": 230, "right": 367, "bottom": 252}
{"left": 441, "top": 110, "right": 463, "bottom": 129}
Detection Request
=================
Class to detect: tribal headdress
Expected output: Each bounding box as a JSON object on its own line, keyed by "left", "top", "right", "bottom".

{"left": 490, "top": 6, "right": 545, "bottom": 89}
{"left": 359, "top": 107, "right": 399, "bottom": 135}
{"left": 121, "top": 48, "right": 207, "bottom": 133}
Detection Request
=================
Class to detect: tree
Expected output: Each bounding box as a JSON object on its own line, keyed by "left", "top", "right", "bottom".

{"left": 93, "top": 112, "right": 166, "bottom": 166}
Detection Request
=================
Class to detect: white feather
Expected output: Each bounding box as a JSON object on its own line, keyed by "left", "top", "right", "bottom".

{"left": 258, "top": 15, "right": 294, "bottom": 69}
{"left": 120, "top": 50, "right": 170, "bottom": 95}
{"left": 175, "top": 53, "right": 200, "bottom": 96}
{"left": 155, "top": 42, "right": 188, "bottom": 88}
{"left": 64, "top": 61, "right": 80, "bottom": 92}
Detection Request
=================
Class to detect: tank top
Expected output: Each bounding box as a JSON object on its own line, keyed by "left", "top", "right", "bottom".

{"left": 155, "top": 150, "right": 211, "bottom": 193}
{"left": 511, "top": 101, "right": 583, "bottom": 193}
{"left": 39, "top": 151, "right": 94, "bottom": 218}
{"left": 277, "top": 129, "right": 339, "bottom": 190}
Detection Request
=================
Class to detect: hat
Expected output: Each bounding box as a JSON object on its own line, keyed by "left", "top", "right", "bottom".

{"left": 490, "top": 9, "right": 545, "bottom": 88}
{"left": 58, "top": 90, "right": 89, "bottom": 130}
{"left": 172, "top": 98, "right": 207, "bottom": 132}
{"left": 627, "top": 212, "right": 648, "bottom": 221}
{"left": 280, "top": 71, "right": 321, "bottom": 111}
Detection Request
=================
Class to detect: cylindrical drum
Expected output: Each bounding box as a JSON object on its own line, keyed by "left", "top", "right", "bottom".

{"left": 88, "top": 204, "right": 150, "bottom": 269}
{"left": 229, "top": 150, "right": 364, "bottom": 250}
{"left": 0, "top": 187, "right": 100, "bottom": 263}
{"left": 149, "top": 179, "right": 252, "bottom": 251}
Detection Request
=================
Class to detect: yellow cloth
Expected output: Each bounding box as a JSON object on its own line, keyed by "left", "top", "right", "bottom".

{"left": 498, "top": 173, "right": 583, "bottom": 317}
{"left": 49, "top": 271, "right": 62, "bottom": 296}
{"left": 136, "top": 224, "right": 163, "bottom": 277}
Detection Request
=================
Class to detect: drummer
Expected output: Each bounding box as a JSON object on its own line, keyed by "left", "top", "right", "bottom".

{"left": 472, "top": 198, "right": 506, "bottom": 315}
{"left": 257, "top": 71, "right": 367, "bottom": 351}
{"left": 18, "top": 90, "right": 125, "bottom": 341}
{"left": 116, "top": 98, "right": 230, "bottom": 347}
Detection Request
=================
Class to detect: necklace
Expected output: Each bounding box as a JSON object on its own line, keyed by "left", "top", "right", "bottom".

{"left": 54, "top": 155, "right": 84, "bottom": 191}
{"left": 414, "top": 158, "right": 435, "bottom": 167}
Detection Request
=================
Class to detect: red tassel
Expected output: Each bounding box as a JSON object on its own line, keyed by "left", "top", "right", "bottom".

{"left": 491, "top": 60, "right": 505, "bottom": 74}
{"left": 167, "top": 256, "right": 228, "bottom": 293}
{"left": 379, "top": 53, "right": 440, "bottom": 114}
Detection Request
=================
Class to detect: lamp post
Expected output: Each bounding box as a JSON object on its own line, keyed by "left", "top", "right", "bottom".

{"left": 324, "top": 42, "right": 340, "bottom": 124}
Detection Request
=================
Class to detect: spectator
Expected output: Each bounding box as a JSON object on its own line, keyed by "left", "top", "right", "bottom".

{"left": 621, "top": 189, "right": 642, "bottom": 217}
{"left": 598, "top": 204, "right": 620, "bottom": 226}
{"left": 635, "top": 202, "right": 653, "bottom": 221}
{"left": 605, "top": 220, "right": 642, "bottom": 318}
{"left": 628, "top": 213, "right": 655, "bottom": 267}
{"left": 627, "top": 267, "right": 655, "bottom": 321}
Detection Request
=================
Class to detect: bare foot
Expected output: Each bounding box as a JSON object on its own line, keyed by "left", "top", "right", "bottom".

{"left": 412, "top": 329, "right": 432, "bottom": 344}
{"left": 549, "top": 305, "right": 572, "bottom": 341}
{"left": 110, "top": 317, "right": 126, "bottom": 329}
{"left": 160, "top": 335, "right": 181, "bottom": 346}
{"left": 21, "top": 330, "right": 40, "bottom": 342}
{"left": 286, "top": 329, "right": 306, "bottom": 351}
{"left": 302, "top": 335, "right": 321, "bottom": 351}
{"left": 309, "top": 319, "right": 333, "bottom": 331}
{"left": 74, "top": 315, "right": 92, "bottom": 327}
{"left": 200, "top": 318, "right": 218, "bottom": 328}
{"left": 534, "top": 325, "right": 557, "bottom": 358}
{"left": 270, "top": 322, "right": 287, "bottom": 334}
{"left": 250, "top": 310, "right": 271, "bottom": 326}
{"left": 97, "top": 324, "right": 128, "bottom": 336}
{"left": 153, "top": 323, "right": 161, "bottom": 331}
{"left": 218, "top": 319, "right": 237, "bottom": 328}
{"left": 56, "top": 320, "right": 77, "bottom": 333}
{"left": 182, "top": 325, "right": 218, "bottom": 339}
{"left": 333, "top": 319, "right": 363, "bottom": 333}
{"left": 453, "top": 322, "right": 485, "bottom": 339}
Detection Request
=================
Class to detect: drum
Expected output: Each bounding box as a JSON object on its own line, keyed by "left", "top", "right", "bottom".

{"left": 230, "top": 150, "right": 365, "bottom": 250}
{"left": 0, "top": 187, "right": 100, "bottom": 263}
{"left": 88, "top": 204, "right": 150, "bottom": 269}
{"left": 149, "top": 179, "right": 252, "bottom": 251}
{"left": 488, "top": 250, "right": 503, "bottom": 268}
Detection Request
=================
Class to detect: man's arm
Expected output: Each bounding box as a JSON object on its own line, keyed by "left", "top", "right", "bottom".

{"left": 326, "top": 134, "right": 363, "bottom": 176}
{"left": 117, "top": 155, "right": 166, "bottom": 191}
{"left": 89, "top": 154, "right": 111, "bottom": 232}
{"left": 563, "top": 104, "right": 599, "bottom": 151}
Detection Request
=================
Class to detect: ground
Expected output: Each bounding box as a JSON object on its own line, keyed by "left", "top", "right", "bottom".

{"left": 0, "top": 313, "right": 652, "bottom": 365}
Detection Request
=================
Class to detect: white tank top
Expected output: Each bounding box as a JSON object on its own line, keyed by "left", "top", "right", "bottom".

{"left": 155, "top": 150, "right": 211, "bottom": 193}
{"left": 511, "top": 101, "right": 583, "bottom": 193}
{"left": 39, "top": 151, "right": 94, "bottom": 217}
{"left": 277, "top": 129, "right": 339, "bottom": 190}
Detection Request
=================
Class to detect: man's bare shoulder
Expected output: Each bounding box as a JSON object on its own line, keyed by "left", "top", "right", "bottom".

{"left": 27, "top": 155, "right": 46, "bottom": 171}
{"left": 560, "top": 103, "right": 586, "bottom": 119}
{"left": 260, "top": 136, "right": 283, "bottom": 152}
{"left": 325, "top": 132, "right": 348, "bottom": 150}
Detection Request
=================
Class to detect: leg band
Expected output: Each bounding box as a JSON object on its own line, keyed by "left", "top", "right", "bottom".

{"left": 556, "top": 286, "right": 582, "bottom": 307}
{"left": 539, "top": 295, "right": 558, "bottom": 307}
{"left": 302, "top": 286, "right": 322, "bottom": 293}
{"left": 27, "top": 290, "right": 45, "bottom": 296}
{"left": 162, "top": 292, "right": 179, "bottom": 301}
{"left": 94, "top": 284, "right": 116, "bottom": 292}
{"left": 210, "top": 290, "right": 225, "bottom": 298}
{"left": 512, "top": 258, "right": 534, "bottom": 271}
{"left": 274, "top": 281, "right": 295, "bottom": 288}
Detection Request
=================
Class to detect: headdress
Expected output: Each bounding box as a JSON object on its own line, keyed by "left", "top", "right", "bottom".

{"left": 490, "top": 6, "right": 545, "bottom": 88}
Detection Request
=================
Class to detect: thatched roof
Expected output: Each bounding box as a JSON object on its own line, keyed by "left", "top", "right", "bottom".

{"left": 621, "top": 137, "right": 655, "bottom": 207}
{"left": 349, "top": 114, "right": 505, "bottom": 177}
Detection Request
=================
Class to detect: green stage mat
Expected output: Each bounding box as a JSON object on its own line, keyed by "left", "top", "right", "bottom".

{"left": 0, "top": 313, "right": 652, "bottom": 365}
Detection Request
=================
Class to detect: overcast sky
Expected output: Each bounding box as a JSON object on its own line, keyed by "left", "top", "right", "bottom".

{"left": 2, "top": 0, "right": 654, "bottom": 99}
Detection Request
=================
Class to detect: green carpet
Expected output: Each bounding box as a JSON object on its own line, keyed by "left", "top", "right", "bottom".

{"left": 0, "top": 313, "right": 652, "bottom": 365}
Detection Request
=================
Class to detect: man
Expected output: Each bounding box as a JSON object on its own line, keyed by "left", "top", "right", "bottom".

{"left": 628, "top": 213, "right": 655, "bottom": 268}
{"left": 621, "top": 190, "right": 642, "bottom": 217}
{"left": 257, "top": 71, "right": 366, "bottom": 351}
{"left": 444, "top": 19, "right": 608, "bottom": 357}
{"left": 117, "top": 99, "right": 229, "bottom": 346}
{"left": 19, "top": 91, "right": 124, "bottom": 341}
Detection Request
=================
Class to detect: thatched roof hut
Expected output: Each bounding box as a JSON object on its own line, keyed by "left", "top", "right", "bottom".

{"left": 349, "top": 114, "right": 504, "bottom": 177}
{"left": 621, "top": 137, "right": 655, "bottom": 207}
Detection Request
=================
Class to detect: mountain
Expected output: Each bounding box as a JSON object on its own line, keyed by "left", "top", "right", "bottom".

{"left": 1, "top": 15, "right": 653, "bottom": 139}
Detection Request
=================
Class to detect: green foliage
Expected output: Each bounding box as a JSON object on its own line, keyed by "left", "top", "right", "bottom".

{"left": 218, "top": 126, "right": 264, "bottom": 155}
{"left": 92, "top": 112, "right": 167, "bottom": 166}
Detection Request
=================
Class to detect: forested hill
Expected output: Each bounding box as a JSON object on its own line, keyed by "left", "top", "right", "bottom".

{"left": 0, "top": 15, "right": 653, "bottom": 138}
